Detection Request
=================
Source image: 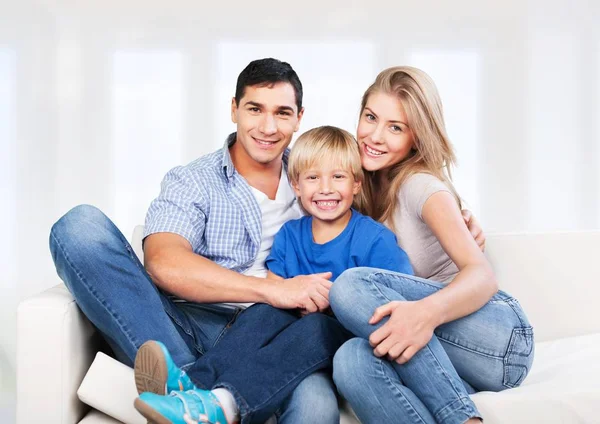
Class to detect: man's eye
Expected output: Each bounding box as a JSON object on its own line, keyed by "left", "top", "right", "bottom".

{"left": 249, "top": 107, "right": 260, "bottom": 112}
{"left": 278, "top": 111, "right": 291, "bottom": 116}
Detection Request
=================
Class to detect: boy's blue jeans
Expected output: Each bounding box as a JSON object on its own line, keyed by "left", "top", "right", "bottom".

{"left": 330, "top": 267, "right": 535, "bottom": 424}
{"left": 49, "top": 205, "right": 350, "bottom": 424}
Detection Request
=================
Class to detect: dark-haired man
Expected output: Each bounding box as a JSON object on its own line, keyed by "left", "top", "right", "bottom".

{"left": 50, "top": 58, "right": 349, "bottom": 424}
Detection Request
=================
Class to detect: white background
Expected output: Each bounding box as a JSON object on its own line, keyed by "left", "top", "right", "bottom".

{"left": 1, "top": 0, "right": 599, "bottom": 420}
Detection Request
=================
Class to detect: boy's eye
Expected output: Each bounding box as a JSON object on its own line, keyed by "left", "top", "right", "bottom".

{"left": 306, "top": 175, "right": 318, "bottom": 180}
{"left": 333, "top": 174, "right": 346, "bottom": 179}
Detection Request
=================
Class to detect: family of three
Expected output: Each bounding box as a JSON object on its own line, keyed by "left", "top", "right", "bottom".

{"left": 49, "top": 58, "right": 535, "bottom": 424}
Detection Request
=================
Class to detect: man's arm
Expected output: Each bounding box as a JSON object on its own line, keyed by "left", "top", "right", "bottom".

{"left": 144, "top": 232, "right": 332, "bottom": 311}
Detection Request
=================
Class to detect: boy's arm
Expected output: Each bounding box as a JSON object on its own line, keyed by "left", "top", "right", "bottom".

{"left": 363, "top": 229, "right": 414, "bottom": 275}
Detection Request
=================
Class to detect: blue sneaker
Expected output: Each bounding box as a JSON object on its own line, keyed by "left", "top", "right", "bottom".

{"left": 134, "top": 340, "right": 196, "bottom": 395}
{"left": 134, "top": 390, "right": 229, "bottom": 424}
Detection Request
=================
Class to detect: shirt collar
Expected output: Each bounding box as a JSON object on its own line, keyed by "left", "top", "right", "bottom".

{"left": 221, "top": 132, "right": 291, "bottom": 182}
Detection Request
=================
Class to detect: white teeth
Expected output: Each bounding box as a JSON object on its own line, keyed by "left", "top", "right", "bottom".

{"left": 315, "top": 201, "right": 338, "bottom": 207}
{"left": 256, "top": 140, "right": 275, "bottom": 145}
{"left": 365, "top": 144, "right": 384, "bottom": 156}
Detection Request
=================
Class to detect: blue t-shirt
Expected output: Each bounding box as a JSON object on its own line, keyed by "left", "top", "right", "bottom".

{"left": 265, "top": 210, "right": 413, "bottom": 280}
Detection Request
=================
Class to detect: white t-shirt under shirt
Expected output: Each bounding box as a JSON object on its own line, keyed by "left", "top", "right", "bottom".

{"left": 392, "top": 173, "right": 460, "bottom": 284}
{"left": 225, "top": 171, "right": 303, "bottom": 309}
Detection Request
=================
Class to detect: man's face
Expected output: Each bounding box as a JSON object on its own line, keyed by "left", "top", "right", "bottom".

{"left": 231, "top": 82, "right": 304, "bottom": 167}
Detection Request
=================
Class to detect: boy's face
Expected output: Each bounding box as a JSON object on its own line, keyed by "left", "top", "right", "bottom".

{"left": 231, "top": 82, "right": 304, "bottom": 167}
{"left": 292, "top": 161, "right": 361, "bottom": 225}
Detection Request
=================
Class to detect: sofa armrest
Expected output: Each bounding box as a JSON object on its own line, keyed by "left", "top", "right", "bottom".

{"left": 17, "top": 284, "right": 103, "bottom": 424}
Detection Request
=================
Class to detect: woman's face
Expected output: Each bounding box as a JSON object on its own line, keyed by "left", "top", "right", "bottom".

{"left": 357, "top": 91, "right": 415, "bottom": 172}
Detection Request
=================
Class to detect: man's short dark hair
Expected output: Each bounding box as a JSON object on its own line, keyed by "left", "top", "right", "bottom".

{"left": 235, "top": 58, "right": 303, "bottom": 112}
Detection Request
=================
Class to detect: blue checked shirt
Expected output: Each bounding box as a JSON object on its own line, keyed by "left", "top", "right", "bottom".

{"left": 144, "top": 132, "right": 294, "bottom": 273}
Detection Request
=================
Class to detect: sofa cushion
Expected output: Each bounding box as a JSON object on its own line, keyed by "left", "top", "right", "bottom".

{"left": 471, "top": 332, "right": 600, "bottom": 422}
{"left": 79, "top": 333, "right": 600, "bottom": 424}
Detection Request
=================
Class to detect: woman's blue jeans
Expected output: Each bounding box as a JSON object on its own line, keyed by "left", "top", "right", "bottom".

{"left": 330, "top": 267, "right": 534, "bottom": 424}
{"left": 49, "top": 205, "right": 349, "bottom": 424}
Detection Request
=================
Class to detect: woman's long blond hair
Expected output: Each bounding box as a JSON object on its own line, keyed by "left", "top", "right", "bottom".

{"left": 355, "top": 66, "right": 462, "bottom": 229}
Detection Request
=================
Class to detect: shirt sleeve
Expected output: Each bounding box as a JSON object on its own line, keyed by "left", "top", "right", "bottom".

{"left": 401, "top": 173, "right": 452, "bottom": 220}
{"left": 364, "top": 229, "right": 414, "bottom": 275}
{"left": 144, "top": 166, "right": 207, "bottom": 251}
{"left": 265, "top": 225, "right": 289, "bottom": 278}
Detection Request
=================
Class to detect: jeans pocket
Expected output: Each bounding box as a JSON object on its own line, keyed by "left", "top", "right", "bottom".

{"left": 503, "top": 326, "right": 535, "bottom": 388}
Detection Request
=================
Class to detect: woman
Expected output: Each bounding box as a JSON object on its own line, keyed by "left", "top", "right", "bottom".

{"left": 330, "top": 67, "right": 534, "bottom": 423}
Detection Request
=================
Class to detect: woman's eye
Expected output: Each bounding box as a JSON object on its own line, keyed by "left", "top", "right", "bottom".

{"left": 366, "top": 113, "right": 375, "bottom": 121}
{"left": 391, "top": 125, "right": 402, "bottom": 132}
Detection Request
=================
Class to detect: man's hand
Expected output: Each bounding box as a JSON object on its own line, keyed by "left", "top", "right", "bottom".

{"left": 368, "top": 300, "right": 436, "bottom": 364}
{"left": 462, "top": 209, "right": 486, "bottom": 252}
{"left": 265, "top": 272, "right": 333, "bottom": 313}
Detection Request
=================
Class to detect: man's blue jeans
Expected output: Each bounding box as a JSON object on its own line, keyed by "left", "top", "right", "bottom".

{"left": 330, "top": 267, "right": 535, "bottom": 424}
{"left": 49, "top": 205, "right": 348, "bottom": 424}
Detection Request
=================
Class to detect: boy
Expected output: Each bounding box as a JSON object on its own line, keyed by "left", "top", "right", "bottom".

{"left": 265, "top": 125, "right": 413, "bottom": 283}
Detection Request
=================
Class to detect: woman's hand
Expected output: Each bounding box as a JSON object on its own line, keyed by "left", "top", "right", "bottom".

{"left": 368, "top": 300, "right": 437, "bottom": 364}
{"left": 462, "top": 209, "right": 486, "bottom": 252}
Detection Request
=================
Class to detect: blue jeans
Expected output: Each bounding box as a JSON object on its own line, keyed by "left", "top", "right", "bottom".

{"left": 330, "top": 267, "right": 535, "bottom": 424}
{"left": 49, "top": 205, "right": 348, "bottom": 424}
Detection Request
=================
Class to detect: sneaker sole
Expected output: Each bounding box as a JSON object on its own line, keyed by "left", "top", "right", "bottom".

{"left": 135, "top": 341, "right": 167, "bottom": 395}
{"left": 134, "top": 398, "right": 174, "bottom": 424}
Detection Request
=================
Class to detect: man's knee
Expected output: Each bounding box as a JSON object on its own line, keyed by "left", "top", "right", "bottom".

{"left": 50, "top": 204, "right": 113, "bottom": 252}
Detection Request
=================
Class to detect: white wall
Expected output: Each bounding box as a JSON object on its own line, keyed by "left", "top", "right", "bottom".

{"left": 1, "top": 0, "right": 599, "bottom": 414}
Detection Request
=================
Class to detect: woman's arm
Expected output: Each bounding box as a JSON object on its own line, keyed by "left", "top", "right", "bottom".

{"left": 369, "top": 191, "right": 497, "bottom": 364}
{"left": 418, "top": 191, "right": 497, "bottom": 322}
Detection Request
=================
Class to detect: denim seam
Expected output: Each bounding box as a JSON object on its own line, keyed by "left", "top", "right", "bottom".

{"left": 162, "top": 306, "right": 205, "bottom": 355}
{"left": 435, "top": 333, "right": 505, "bottom": 359}
{"left": 50, "top": 229, "right": 141, "bottom": 352}
{"left": 371, "top": 271, "right": 445, "bottom": 292}
{"left": 375, "top": 356, "right": 428, "bottom": 423}
{"left": 434, "top": 396, "right": 480, "bottom": 424}
{"left": 419, "top": 344, "right": 474, "bottom": 418}
{"left": 211, "top": 308, "right": 243, "bottom": 348}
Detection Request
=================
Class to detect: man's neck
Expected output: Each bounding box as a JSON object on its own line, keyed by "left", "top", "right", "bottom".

{"left": 229, "top": 144, "right": 283, "bottom": 200}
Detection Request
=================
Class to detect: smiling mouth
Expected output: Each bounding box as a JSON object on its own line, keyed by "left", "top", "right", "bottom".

{"left": 363, "top": 143, "right": 385, "bottom": 157}
{"left": 253, "top": 137, "right": 279, "bottom": 146}
{"left": 314, "top": 200, "right": 340, "bottom": 210}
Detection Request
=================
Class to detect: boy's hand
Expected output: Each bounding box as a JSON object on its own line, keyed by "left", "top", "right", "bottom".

{"left": 266, "top": 272, "right": 333, "bottom": 313}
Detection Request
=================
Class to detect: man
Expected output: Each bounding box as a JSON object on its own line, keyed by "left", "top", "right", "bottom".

{"left": 50, "top": 58, "right": 485, "bottom": 424}
{"left": 50, "top": 59, "right": 348, "bottom": 424}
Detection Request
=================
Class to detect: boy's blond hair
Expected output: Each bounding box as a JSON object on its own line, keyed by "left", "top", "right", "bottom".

{"left": 287, "top": 126, "right": 364, "bottom": 184}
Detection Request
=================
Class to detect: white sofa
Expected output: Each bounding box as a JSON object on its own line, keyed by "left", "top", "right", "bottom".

{"left": 17, "top": 230, "right": 600, "bottom": 424}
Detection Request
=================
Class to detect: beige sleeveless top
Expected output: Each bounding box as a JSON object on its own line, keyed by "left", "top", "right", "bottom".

{"left": 390, "top": 173, "right": 459, "bottom": 284}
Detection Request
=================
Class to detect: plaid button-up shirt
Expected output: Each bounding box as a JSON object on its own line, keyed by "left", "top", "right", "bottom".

{"left": 144, "top": 132, "right": 294, "bottom": 273}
